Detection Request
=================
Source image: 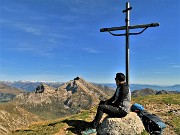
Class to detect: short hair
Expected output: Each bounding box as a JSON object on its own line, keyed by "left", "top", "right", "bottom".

{"left": 116, "top": 73, "right": 125, "bottom": 81}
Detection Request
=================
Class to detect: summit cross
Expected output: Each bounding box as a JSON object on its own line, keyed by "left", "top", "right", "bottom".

{"left": 100, "top": 2, "right": 159, "bottom": 85}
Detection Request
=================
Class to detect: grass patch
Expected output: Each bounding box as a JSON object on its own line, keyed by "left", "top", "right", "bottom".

{"left": 132, "top": 94, "right": 180, "bottom": 105}
{"left": 11, "top": 121, "right": 65, "bottom": 135}
{"left": 11, "top": 108, "right": 97, "bottom": 135}
{"left": 139, "top": 130, "right": 149, "bottom": 135}
{"left": 171, "top": 116, "right": 180, "bottom": 135}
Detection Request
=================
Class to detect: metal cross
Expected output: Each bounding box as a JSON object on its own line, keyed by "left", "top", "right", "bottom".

{"left": 100, "top": 2, "right": 159, "bottom": 85}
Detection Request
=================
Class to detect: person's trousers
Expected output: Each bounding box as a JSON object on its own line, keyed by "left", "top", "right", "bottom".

{"left": 91, "top": 101, "right": 127, "bottom": 129}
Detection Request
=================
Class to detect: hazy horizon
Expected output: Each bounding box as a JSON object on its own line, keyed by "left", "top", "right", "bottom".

{"left": 1, "top": 78, "right": 179, "bottom": 87}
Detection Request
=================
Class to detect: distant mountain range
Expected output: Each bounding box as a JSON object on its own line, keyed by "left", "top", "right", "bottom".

{"left": 98, "top": 83, "right": 180, "bottom": 92}
{"left": 1, "top": 81, "right": 180, "bottom": 92}
{"left": 131, "top": 88, "right": 179, "bottom": 97}
{"left": 0, "top": 81, "right": 64, "bottom": 92}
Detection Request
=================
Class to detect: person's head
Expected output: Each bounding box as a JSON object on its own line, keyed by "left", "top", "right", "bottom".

{"left": 115, "top": 73, "right": 125, "bottom": 86}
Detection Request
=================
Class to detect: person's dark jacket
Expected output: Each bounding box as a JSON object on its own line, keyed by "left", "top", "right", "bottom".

{"left": 106, "top": 82, "right": 131, "bottom": 113}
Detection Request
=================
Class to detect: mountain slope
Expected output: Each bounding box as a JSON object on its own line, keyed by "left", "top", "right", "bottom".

{"left": 0, "top": 102, "right": 43, "bottom": 135}
{"left": 0, "top": 83, "right": 25, "bottom": 103}
{"left": 0, "top": 83, "right": 24, "bottom": 95}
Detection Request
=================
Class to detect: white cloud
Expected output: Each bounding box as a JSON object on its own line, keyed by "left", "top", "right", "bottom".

{"left": 47, "top": 33, "right": 69, "bottom": 39}
{"left": 82, "top": 48, "right": 99, "bottom": 53}
{"left": 13, "top": 23, "right": 42, "bottom": 36}
{"left": 1, "top": 19, "right": 42, "bottom": 35}
{"left": 0, "top": 73, "right": 69, "bottom": 82}
{"left": 62, "top": 64, "right": 74, "bottom": 67}
{"left": 155, "top": 57, "right": 162, "bottom": 60}
{"left": 21, "top": 26, "right": 41, "bottom": 35}
{"left": 171, "top": 65, "right": 180, "bottom": 68}
{"left": 154, "top": 71, "right": 170, "bottom": 74}
{"left": 8, "top": 42, "right": 56, "bottom": 59}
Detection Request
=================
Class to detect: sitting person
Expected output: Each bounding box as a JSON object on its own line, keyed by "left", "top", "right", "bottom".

{"left": 81, "top": 73, "right": 131, "bottom": 135}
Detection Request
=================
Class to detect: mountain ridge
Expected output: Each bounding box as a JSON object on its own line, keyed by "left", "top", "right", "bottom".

{"left": 98, "top": 83, "right": 180, "bottom": 92}
{"left": 131, "top": 88, "right": 180, "bottom": 97}
{"left": 1, "top": 80, "right": 179, "bottom": 92}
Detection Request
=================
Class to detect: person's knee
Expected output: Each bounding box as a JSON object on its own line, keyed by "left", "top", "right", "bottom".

{"left": 118, "top": 109, "right": 128, "bottom": 118}
{"left": 98, "top": 104, "right": 105, "bottom": 110}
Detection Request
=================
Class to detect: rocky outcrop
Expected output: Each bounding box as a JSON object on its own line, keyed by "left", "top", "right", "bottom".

{"left": 132, "top": 88, "right": 156, "bottom": 97}
{"left": 35, "top": 84, "right": 44, "bottom": 93}
{"left": 132, "top": 88, "right": 180, "bottom": 97}
{"left": 156, "top": 90, "right": 179, "bottom": 95}
{"left": 97, "top": 112, "right": 145, "bottom": 135}
{"left": 34, "top": 84, "right": 57, "bottom": 94}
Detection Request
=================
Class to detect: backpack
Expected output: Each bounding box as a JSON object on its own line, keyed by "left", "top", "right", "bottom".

{"left": 138, "top": 110, "right": 166, "bottom": 135}
{"left": 131, "top": 103, "right": 166, "bottom": 135}
{"left": 131, "top": 103, "right": 145, "bottom": 112}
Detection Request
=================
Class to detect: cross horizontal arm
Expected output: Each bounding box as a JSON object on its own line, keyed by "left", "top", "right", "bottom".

{"left": 100, "top": 23, "right": 159, "bottom": 32}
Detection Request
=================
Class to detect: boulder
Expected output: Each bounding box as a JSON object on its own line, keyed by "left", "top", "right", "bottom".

{"left": 97, "top": 112, "right": 145, "bottom": 135}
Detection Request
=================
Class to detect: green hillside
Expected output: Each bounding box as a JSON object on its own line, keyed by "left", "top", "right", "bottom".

{"left": 10, "top": 94, "right": 180, "bottom": 135}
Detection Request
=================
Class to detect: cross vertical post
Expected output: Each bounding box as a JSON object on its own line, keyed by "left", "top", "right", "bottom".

{"left": 124, "top": 2, "right": 131, "bottom": 85}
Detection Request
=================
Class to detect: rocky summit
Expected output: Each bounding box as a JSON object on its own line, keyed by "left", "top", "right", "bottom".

{"left": 14, "top": 77, "right": 111, "bottom": 119}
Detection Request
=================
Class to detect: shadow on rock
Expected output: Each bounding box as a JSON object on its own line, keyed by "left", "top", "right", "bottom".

{"left": 62, "top": 120, "right": 91, "bottom": 134}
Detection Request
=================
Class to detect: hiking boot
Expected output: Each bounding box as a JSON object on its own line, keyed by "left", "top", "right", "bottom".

{"left": 81, "top": 128, "right": 97, "bottom": 135}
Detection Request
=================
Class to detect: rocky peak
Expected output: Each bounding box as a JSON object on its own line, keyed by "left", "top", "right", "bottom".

{"left": 65, "top": 80, "right": 78, "bottom": 94}
{"left": 132, "top": 88, "right": 157, "bottom": 97}
{"left": 57, "top": 77, "right": 93, "bottom": 94}
{"left": 74, "top": 76, "right": 80, "bottom": 80}
{"left": 34, "top": 83, "right": 56, "bottom": 94}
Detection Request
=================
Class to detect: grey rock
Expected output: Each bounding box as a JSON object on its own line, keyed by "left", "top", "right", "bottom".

{"left": 98, "top": 112, "right": 145, "bottom": 135}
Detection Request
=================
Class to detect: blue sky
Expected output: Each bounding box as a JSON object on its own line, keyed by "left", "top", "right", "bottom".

{"left": 0, "top": 0, "right": 179, "bottom": 85}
